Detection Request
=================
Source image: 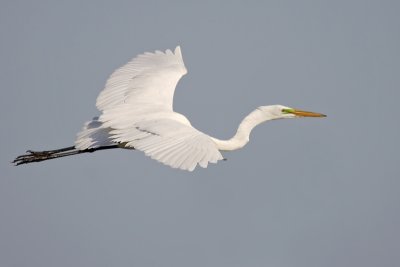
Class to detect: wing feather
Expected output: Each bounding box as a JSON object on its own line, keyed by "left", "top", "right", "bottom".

{"left": 113, "top": 119, "right": 223, "bottom": 171}
{"left": 96, "top": 46, "right": 187, "bottom": 113}
{"left": 76, "top": 46, "right": 224, "bottom": 171}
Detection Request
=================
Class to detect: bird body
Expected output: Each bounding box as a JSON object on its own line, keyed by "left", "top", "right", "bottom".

{"left": 14, "top": 46, "right": 326, "bottom": 171}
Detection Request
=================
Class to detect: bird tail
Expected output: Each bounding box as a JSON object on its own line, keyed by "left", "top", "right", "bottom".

{"left": 13, "top": 145, "right": 119, "bottom": 166}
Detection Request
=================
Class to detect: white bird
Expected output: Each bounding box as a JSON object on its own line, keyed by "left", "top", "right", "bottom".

{"left": 13, "top": 46, "right": 326, "bottom": 171}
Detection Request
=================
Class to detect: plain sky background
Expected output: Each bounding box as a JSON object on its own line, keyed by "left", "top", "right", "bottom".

{"left": 1, "top": 1, "right": 399, "bottom": 266}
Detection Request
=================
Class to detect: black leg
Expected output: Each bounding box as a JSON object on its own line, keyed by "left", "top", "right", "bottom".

{"left": 13, "top": 145, "right": 120, "bottom": 166}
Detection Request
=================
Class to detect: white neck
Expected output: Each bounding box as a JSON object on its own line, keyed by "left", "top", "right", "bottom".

{"left": 211, "top": 107, "right": 278, "bottom": 151}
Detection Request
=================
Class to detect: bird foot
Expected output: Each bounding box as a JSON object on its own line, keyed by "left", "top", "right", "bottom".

{"left": 13, "top": 150, "right": 54, "bottom": 165}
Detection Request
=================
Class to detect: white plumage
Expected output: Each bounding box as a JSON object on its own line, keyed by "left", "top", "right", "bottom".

{"left": 75, "top": 46, "right": 224, "bottom": 171}
{"left": 14, "top": 46, "right": 325, "bottom": 171}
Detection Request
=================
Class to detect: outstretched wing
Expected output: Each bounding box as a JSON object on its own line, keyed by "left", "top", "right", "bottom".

{"left": 110, "top": 119, "right": 224, "bottom": 171}
{"left": 96, "top": 46, "right": 187, "bottom": 112}
{"left": 80, "top": 46, "right": 223, "bottom": 171}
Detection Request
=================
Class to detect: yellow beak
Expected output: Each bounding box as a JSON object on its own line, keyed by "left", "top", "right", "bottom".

{"left": 283, "top": 108, "right": 327, "bottom": 117}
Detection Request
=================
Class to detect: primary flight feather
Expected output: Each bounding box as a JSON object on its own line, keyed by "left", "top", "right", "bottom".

{"left": 14, "top": 46, "right": 326, "bottom": 171}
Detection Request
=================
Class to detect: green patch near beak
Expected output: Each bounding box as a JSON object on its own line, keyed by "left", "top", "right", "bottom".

{"left": 282, "top": 108, "right": 295, "bottom": 114}
{"left": 282, "top": 108, "right": 326, "bottom": 117}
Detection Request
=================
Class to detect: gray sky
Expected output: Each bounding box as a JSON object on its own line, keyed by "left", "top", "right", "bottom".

{"left": 1, "top": 1, "right": 399, "bottom": 266}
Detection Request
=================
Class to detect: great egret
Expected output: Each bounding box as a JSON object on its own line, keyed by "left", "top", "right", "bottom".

{"left": 13, "top": 46, "right": 326, "bottom": 171}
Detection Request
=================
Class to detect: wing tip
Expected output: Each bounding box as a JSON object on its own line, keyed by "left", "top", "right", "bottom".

{"left": 174, "top": 45, "right": 182, "bottom": 56}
